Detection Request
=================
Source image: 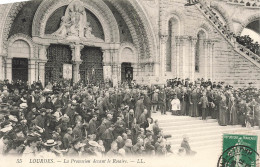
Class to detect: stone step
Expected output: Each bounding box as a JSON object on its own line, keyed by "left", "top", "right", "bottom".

{"left": 193, "top": 144, "right": 222, "bottom": 152}
{"left": 156, "top": 113, "right": 260, "bottom": 158}
{"left": 167, "top": 133, "right": 222, "bottom": 144}
{"left": 161, "top": 122, "right": 219, "bottom": 130}
{"left": 159, "top": 119, "right": 217, "bottom": 127}
{"left": 163, "top": 125, "right": 227, "bottom": 134}
{"left": 166, "top": 127, "right": 243, "bottom": 139}
{"left": 158, "top": 116, "right": 217, "bottom": 123}
{"left": 170, "top": 138, "right": 222, "bottom": 150}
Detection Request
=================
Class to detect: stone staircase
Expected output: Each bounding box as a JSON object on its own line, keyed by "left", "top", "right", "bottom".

{"left": 153, "top": 112, "right": 260, "bottom": 155}
{"left": 195, "top": 1, "right": 260, "bottom": 68}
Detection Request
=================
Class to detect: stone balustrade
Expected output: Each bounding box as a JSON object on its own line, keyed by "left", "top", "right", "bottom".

{"left": 236, "top": 44, "right": 260, "bottom": 63}
{"left": 197, "top": 1, "right": 260, "bottom": 66}
{"left": 227, "top": 0, "right": 260, "bottom": 8}
{"left": 198, "top": 3, "right": 235, "bottom": 43}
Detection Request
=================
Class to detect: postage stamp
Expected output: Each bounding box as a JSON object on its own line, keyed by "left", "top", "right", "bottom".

{"left": 218, "top": 134, "right": 259, "bottom": 167}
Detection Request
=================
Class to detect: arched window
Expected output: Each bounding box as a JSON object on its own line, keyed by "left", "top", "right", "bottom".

{"left": 166, "top": 17, "right": 180, "bottom": 72}
{"left": 195, "top": 30, "right": 207, "bottom": 73}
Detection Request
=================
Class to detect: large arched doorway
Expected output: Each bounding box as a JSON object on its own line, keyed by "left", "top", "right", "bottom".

{"left": 12, "top": 58, "right": 28, "bottom": 82}
{"left": 119, "top": 44, "right": 137, "bottom": 84}
{"left": 80, "top": 46, "right": 104, "bottom": 85}
{"left": 45, "top": 44, "right": 72, "bottom": 85}
{"left": 9, "top": 40, "right": 30, "bottom": 82}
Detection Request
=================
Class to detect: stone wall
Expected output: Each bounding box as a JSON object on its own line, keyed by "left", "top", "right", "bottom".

{"left": 137, "top": 0, "right": 260, "bottom": 87}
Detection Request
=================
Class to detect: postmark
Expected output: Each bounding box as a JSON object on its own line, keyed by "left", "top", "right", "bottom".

{"left": 217, "top": 145, "right": 259, "bottom": 167}
{"left": 218, "top": 134, "right": 259, "bottom": 167}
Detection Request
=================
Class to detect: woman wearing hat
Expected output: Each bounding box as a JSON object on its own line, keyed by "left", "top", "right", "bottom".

{"left": 37, "top": 139, "right": 58, "bottom": 158}
{"left": 42, "top": 96, "right": 54, "bottom": 111}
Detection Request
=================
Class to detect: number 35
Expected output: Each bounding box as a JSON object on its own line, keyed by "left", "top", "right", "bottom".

{"left": 16, "top": 159, "right": 22, "bottom": 163}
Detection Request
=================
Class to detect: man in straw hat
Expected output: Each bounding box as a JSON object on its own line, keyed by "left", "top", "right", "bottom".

{"left": 38, "top": 139, "right": 60, "bottom": 158}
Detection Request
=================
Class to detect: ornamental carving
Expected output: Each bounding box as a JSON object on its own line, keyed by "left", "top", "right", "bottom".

{"left": 33, "top": 0, "right": 120, "bottom": 43}
{"left": 52, "top": 0, "right": 102, "bottom": 41}
{"left": 2, "top": 2, "right": 26, "bottom": 52}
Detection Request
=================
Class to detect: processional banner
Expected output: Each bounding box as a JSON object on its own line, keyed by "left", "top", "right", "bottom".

{"left": 63, "top": 64, "right": 73, "bottom": 79}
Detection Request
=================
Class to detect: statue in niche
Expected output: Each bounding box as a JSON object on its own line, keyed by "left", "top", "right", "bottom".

{"left": 52, "top": 0, "right": 97, "bottom": 40}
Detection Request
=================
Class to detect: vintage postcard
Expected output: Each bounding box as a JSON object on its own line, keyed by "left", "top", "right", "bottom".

{"left": 0, "top": 0, "right": 259, "bottom": 166}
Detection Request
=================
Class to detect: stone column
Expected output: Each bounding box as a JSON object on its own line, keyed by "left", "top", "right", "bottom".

{"left": 177, "top": 36, "right": 189, "bottom": 79}
{"left": 111, "top": 49, "right": 120, "bottom": 87}
{"left": 28, "top": 59, "right": 37, "bottom": 84}
{"left": 160, "top": 34, "right": 168, "bottom": 78}
{"left": 38, "top": 61, "right": 47, "bottom": 86}
{"left": 153, "top": 62, "right": 160, "bottom": 77}
{"left": 72, "top": 61, "right": 81, "bottom": 83}
{"left": 6, "top": 57, "right": 12, "bottom": 81}
{"left": 38, "top": 45, "right": 49, "bottom": 86}
{"left": 132, "top": 63, "right": 138, "bottom": 81}
{"left": 203, "top": 40, "right": 209, "bottom": 80}
{"left": 209, "top": 41, "right": 214, "bottom": 80}
{"left": 175, "top": 36, "right": 181, "bottom": 78}
{"left": 35, "top": 60, "right": 39, "bottom": 83}
{"left": 0, "top": 55, "right": 4, "bottom": 81}
{"left": 190, "top": 37, "right": 197, "bottom": 82}
{"left": 102, "top": 49, "right": 112, "bottom": 82}
{"left": 70, "top": 45, "right": 84, "bottom": 83}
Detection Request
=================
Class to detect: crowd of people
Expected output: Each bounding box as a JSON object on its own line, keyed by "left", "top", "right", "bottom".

{"left": 166, "top": 78, "right": 260, "bottom": 127}
{"left": 0, "top": 77, "right": 259, "bottom": 158}
{"left": 236, "top": 35, "right": 260, "bottom": 55}
{"left": 0, "top": 79, "right": 193, "bottom": 158}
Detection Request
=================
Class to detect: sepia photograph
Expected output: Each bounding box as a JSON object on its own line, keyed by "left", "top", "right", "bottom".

{"left": 0, "top": 0, "right": 259, "bottom": 166}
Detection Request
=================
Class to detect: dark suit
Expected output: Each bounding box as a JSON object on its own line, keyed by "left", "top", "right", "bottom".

{"left": 88, "top": 119, "right": 97, "bottom": 135}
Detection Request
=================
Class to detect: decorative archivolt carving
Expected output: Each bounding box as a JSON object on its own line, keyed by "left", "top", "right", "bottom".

{"left": 106, "top": 0, "right": 140, "bottom": 58}
{"left": 2, "top": 2, "right": 26, "bottom": 53}
{"left": 107, "top": 0, "right": 157, "bottom": 64}
{"left": 7, "top": 33, "right": 37, "bottom": 59}
{"left": 32, "top": 0, "right": 120, "bottom": 43}
{"left": 129, "top": 0, "right": 157, "bottom": 57}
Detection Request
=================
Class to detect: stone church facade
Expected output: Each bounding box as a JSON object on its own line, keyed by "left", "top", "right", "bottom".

{"left": 0, "top": 0, "right": 259, "bottom": 87}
